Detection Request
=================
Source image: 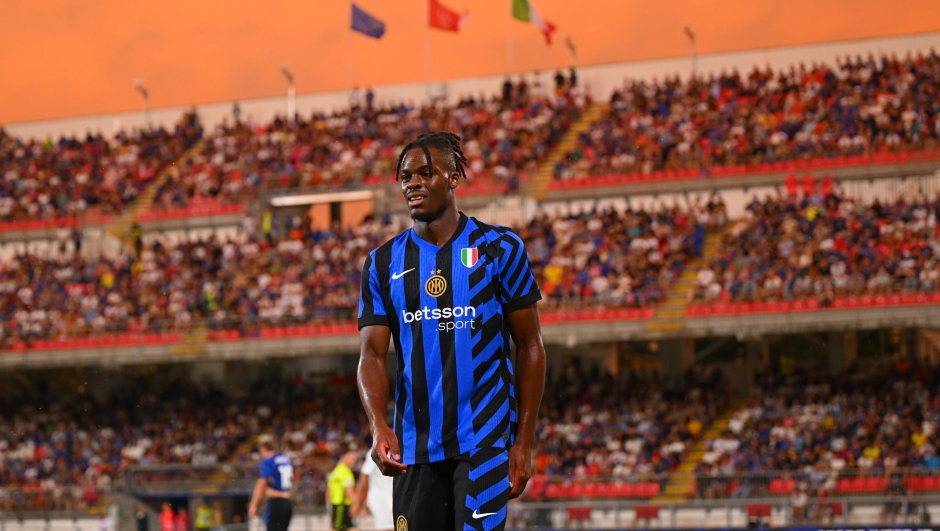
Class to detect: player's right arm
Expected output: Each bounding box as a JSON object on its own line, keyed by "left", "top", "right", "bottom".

{"left": 247, "top": 477, "right": 266, "bottom": 519}
{"left": 357, "top": 250, "right": 407, "bottom": 477}
{"left": 358, "top": 325, "right": 406, "bottom": 476}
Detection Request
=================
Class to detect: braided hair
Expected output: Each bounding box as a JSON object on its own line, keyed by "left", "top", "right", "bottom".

{"left": 395, "top": 132, "right": 468, "bottom": 181}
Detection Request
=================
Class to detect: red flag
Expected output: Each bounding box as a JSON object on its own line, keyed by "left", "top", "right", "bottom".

{"left": 429, "top": 0, "right": 467, "bottom": 32}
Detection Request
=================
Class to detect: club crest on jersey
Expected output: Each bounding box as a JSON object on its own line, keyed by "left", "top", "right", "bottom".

{"left": 396, "top": 516, "right": 407, "bottom": 531}
{"left": 425, "top": 269, "right": 447, "bottom": 297}
{"left": 460, "top": 247, "right": 479, "bottom": 268}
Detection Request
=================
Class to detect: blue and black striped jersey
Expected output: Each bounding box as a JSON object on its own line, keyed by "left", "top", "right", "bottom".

{"left": 358, "top": 213, "right": 541, "bottom": 464}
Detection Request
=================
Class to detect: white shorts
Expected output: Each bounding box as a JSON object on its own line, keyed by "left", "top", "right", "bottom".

{"left": 367, "top": 501, "right": 393, "bottom": 531}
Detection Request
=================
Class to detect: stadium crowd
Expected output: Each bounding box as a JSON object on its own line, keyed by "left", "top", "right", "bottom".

{"left": 695, "top": 360, "right": 940, "bottom": 500}
{"left": 152, "top": 81, "right": 588, "bottom": 211}
{"left": 0, "top": 199, "right": 710, "bottom": 348}
{"left": 0, "top": 113, "right": 202, "bottom": 223}
{"left": 0, "top": 370, "right": 367, "bottom": 511}
{"left": 556, "top": 51, "right": 940, "bottom": 180}
{"left": 534, "top": 358, "right": 729, "bottom": 479}
{"left": 689, "top": 190, "right": 940, "bottom": 305}
{"left": 0, "top": 358, "right": 727, "bottom": 510}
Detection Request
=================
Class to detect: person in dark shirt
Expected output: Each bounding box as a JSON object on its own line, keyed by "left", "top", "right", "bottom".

{"left": 135, "top": 503, "right": 150, "bottom": 531}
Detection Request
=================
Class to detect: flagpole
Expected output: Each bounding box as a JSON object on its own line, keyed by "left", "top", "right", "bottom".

{"left": 347, "top": 24, "right": 353, "bottom": 90}
{"left": 426, "top": 1, "right": 432, "bottom": 100}
{"left": 506, "top": 1, "right": 513, "bottom": 74}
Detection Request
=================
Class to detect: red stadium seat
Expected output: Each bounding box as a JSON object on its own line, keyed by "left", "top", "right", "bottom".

{"left": 613, "top": 483, "right": 636, "bottom": 497}
{"left": 746, "top": 504, "right": 771, "bottom": 518}
{"left": 596, "top": 483, "right": 614, "bottom": 498}
{"left": 849, "top": 477, "right": 865, "bottom": 492}
{"left": 836, "top": 478, "right": 852, "bottom": 493}
{"left": 544, "top": 484, "right": 564, "bottom": 499}
{"left": 566, "top": 507, "right": 591, "bottom": 522}
{"left": 639, "top": 482, "right": 660, "bottom": 497}
{"left": 907, "top": 476, "right": 925, "bottom": 491}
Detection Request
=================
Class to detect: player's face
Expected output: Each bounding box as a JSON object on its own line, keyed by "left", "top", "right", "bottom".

{"left": 399, "top": 147, "right": 459, "bottom": 222}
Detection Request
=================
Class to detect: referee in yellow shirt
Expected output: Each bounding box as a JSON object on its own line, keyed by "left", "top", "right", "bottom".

{"left": 328, "top": 451, "right": 360, "bottom": 531}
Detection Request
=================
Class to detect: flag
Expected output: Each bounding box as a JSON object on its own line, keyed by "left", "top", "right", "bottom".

{"left": 460, "top": 247, "right": 479, "bottom": 268}
{"left": 429, "top": 0, "right": 468, "bottom": 32}
{"left": 351, "top": 3, "right": 386, "bottom": 39}
{"left": 511, "top": 0, "right": 556, "bottom": 45}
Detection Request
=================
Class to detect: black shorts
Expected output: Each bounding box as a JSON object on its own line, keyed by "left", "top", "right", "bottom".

{"left": 331, "top": 504, "right": 353, "bottom": 531}
{"left": 265, "top": 498, "right": 292, "bottom": 531}
{"left": 394, "top": 448, "right": 509, "bottom": 531}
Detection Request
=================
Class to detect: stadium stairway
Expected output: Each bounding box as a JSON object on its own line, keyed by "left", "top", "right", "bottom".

{"left": 523, "top": 101, "right": 607, "bottom": 201}
{"left": 104, "top": 139, "right": 207, "bottom": 247}
{"left": 654, "top": 400, "right": 743, "bottom": 503}
{"left": 645, "top": 230, "right": 724, "bottom": 333}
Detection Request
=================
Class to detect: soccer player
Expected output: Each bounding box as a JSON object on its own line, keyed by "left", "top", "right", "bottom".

{"left": 328, "top": 450, "right": 360, "bottom": 531}
{"left": 248, "top": 441, "right": 293, "bottom": 531}
{"left": 357, "top": 132, "right": 547, "bottom": 531}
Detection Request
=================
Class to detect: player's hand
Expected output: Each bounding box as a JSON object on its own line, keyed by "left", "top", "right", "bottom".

{"left": 507, "top": 443, "right": 533, "bottom": 499}
{"left": 247, "top": 505, "right": 256, "bottom": 519}
{"left": 371, "top": 425, "right": 407, "bottom": 476}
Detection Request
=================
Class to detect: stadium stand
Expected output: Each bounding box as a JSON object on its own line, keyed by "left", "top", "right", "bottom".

{"left": 552, "top": 51, "right": 940, "bottom": 190}
{"left": 0, "top": 200, "right": 713, "bottom": 350}
{"left": 687, "top": 190, "right": 940, "bottom": 315}
{"left": 0, "top": 114, "right": 202, "bottom": 230}
{"left": 0, "top": 359, "right": 729, "bottom": 509}
{"left": 694, "top": 360, "right": 940, "bottom": 500}
{"left": 0, "top": 370, "right": 366, "bottom": 512}
{"left": 148, "top": 83, "right": 588, "bottom": 216}
{"left": 528, "top": 359, "right": 728, "bottom": 500}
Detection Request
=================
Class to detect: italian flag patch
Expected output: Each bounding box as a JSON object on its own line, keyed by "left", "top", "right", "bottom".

{"left": 460, "top": 247, "right": 479, "bottom": 268}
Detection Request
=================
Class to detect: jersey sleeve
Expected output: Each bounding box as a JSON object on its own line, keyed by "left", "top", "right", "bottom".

{"left": 358, "top": 250, "right": 388, "bottom": 329}
{"left": 259, "top": 458, "right": 273, "bottom": 481}
{"left": 497, "top": 230, "right": 542, "bottom": 314}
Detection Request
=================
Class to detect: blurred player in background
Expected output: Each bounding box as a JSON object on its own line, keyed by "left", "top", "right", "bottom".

{"left": 358, "top": 132, "right": 546, "bottom": 531}
{"left": 354, "top": 453, "right": 393, "bottom": 531}
{"left": 328, "top": 450, "right": 359, "bottom": 531}
{"left": 248, "top": 441, "right": 293, "bottom": 531}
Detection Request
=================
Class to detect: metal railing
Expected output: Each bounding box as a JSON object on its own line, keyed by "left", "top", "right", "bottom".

{"left": 691, "top": 467, "right": 940, "bottom": 500}
{"left": 507, "top": 494, "right": 940, "bottom": 529}
{"left": 0, "top": 486, "right": 110, "bottom": 518}
{"left": 124, "top": 464, "right": 328, "bottom": 510}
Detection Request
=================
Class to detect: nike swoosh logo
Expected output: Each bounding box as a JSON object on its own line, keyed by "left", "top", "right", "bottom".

{"left": 471, "top": 510, "right": 497, "bottom": 520}
{"left": 391, "top": 269, "right": 414, "bottom": 280}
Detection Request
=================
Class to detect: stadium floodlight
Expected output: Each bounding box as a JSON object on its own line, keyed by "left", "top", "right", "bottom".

{"left": 133, "top": 79, "right": 151, "bottom": 129}
{"left": 279, "top": 64, "right": 296, "bottom": 122}
{"left": 684, "top": 24, "right": 697, "bottom": 79}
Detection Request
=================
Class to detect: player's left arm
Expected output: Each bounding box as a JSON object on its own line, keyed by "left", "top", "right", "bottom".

{"left": 505, "top": 303, "right": 546, "bottom": 499}
{"left": 247, "top": 478, "right": 267, "bottom": 519}
{"left": 497, "top": 229, "right": 546, "bottom": 499}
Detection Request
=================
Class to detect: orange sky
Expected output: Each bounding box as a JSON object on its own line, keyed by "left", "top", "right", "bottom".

{"left": 1, "top": 0, "right": 938, "bottom": 124}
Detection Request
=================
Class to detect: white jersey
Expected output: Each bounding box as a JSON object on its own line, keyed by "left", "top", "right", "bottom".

{"left": 361, "top": 458, "right": 394, "bottom": 530}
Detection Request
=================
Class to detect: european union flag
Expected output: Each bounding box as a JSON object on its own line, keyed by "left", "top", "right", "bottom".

{"left": 351, "top": 3, "right": 386, "bottom": 39}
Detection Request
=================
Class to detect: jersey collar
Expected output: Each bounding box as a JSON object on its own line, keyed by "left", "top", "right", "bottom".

{"left": 409, "top": 212, "right": 468, "bottom": 252}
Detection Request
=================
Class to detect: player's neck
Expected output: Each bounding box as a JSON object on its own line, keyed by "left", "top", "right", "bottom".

{"left": 412, "top": 207, "right": 461, "bottom": 247}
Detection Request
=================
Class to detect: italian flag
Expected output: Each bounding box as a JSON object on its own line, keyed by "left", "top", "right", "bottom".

{"left": 460, "top": 247, "right": 479, "bottom": 268}
{"left": 512, "top": 0, "right": 556, "bottom": 45}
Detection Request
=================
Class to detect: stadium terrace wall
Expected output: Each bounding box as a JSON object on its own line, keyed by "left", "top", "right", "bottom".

{"left": 3, "top": 303, "right": 940, "bottom": 369}
{"left": 5, "top": 31, "right": 940, "bottom": 140}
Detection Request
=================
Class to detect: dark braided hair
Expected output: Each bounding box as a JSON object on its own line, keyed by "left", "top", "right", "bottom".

{"left": 395, "top": 132, "right": 469, "bottom": 181}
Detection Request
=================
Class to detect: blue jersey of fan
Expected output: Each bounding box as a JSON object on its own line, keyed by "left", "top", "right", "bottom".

{"left": 358, "top": 213, "right": 541, "bottom": 465}
{"left": 259, "top": 453, "right": 293, "bottom": 492}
